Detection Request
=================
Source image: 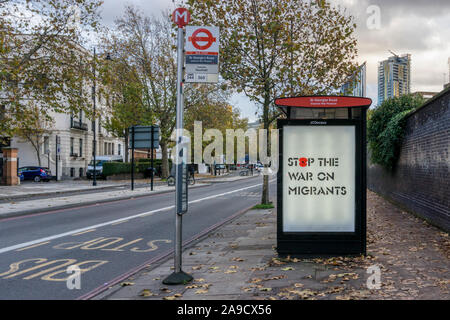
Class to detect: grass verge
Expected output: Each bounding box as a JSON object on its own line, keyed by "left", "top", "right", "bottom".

{"left": 252, "top": 203, "right": 274, "bottom": 209}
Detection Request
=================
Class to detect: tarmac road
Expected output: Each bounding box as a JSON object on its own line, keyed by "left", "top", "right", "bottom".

{"left": 0, "top": 175, "right": 276, "bottom": 300}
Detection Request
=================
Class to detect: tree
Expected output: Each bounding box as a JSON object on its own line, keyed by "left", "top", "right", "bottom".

{"left": 100, "top": 6, "right": 177, "bottom": 178}
{"left": 101, "top": 6, "right": 229, "bottom": 178}
{"left": 15, "top": 103, "right": 53, "bottom": 166}
{"left": 98, "top": 40, "right": 149, "bottom": 163}
{"left": 185, "top": 91, "right": 248, "bottom": 164}
{"left": 0, "top": 0, "right": 102, "bottom": 137}
{"left": 186, "top": 0, "right": 359, "bottom": 204}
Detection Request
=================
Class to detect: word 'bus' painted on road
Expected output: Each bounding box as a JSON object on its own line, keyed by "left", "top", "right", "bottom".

{"left": 0, "top": 258, "right": 107, "bottom": 281}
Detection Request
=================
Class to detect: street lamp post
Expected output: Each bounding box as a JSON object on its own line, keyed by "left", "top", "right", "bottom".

{"left": 92, "top": 47, "right": 97, "bottom": 186}
{"left": 92, "top": 48, "right": 111, "bottom": 187}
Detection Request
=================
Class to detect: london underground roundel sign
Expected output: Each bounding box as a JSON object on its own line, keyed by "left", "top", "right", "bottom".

{"left": 189, "top": 28, "right": 216, "bottom": 50}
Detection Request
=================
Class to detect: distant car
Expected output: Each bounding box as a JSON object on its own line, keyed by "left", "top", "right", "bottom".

{"left": 19, "top": 166, "right": 52, "bottom": 182}
{"left": 87, "top": 155, "right": 123, "bottom": 179}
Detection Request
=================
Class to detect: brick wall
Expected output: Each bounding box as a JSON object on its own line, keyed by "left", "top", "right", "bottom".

{"left": 368, "top": 88, "right": 450, "bottom": 232}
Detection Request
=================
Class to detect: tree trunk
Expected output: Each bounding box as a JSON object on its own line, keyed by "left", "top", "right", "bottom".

{"left": 160, "top": 141, "right": 169, "bottom": 179}
{"left": 261, "top": 91, "right": 271, "bottom": 205}
{"left": 35, "top": 145, "right": 42, "bottom": 166}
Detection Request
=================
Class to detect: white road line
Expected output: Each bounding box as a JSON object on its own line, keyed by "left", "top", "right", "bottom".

{"left": 0, "top": 182, "right": 264, "bottom": 254}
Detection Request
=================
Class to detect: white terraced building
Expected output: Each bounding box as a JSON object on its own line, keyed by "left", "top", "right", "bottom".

{"left": 9, "top": 109, "right": 125, "bottom": 180}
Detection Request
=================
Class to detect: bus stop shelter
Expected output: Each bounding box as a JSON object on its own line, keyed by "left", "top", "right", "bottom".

{"left": 275, "top": 96, "right": 372, "bottom": 256}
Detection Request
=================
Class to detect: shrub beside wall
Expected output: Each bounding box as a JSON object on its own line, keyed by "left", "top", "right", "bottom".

{"left": 102, "top": 162, "right": 132, "bottom": 176}
{"left": 102, "top": 159, "right": 172, "bottom": 177}
{"left": 367, "top": 88, "right": 450, "bottom": 232}
{"left": 367, "top": 94, "right": 425, "bottom": 170}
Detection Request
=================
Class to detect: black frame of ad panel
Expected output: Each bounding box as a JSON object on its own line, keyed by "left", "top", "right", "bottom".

{"left": 277, "top": 118, "right": 367, "bottom": 256}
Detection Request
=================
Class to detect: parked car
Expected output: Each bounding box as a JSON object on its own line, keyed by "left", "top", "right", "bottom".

{"left": 255, "top": 163, "right": 264, "bottom": 171}
{"left": 18, "top": 166, "right": 52, "bottom": 182}
{"left": 87, "top": 155, "right": 123, "bottom": 179}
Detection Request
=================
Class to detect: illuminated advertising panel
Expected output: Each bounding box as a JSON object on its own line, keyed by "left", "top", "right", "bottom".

{"left": 282, "top": 126, "right": 356, "bottom": 232}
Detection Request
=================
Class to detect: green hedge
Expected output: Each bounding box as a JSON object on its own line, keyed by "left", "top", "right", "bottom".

{"left": 367, "top": 94, "right": 424, "bottom": 170}
{"left": 102, "top": 162, "right": 132, "bottom": 176}
{"left": 102, "top": 159, "right": 172, "bottom": 176}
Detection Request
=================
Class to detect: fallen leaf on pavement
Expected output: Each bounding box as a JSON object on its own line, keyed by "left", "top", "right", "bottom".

{"left": 224, "top": 269, "right": 237, "bottom": 274}
{"left": 139, "top": 289, "right": 156, "bottom": 297}
{"left": 281, "top": 267, "right": 295, "bottom": 271}
{"left": 231, "top": 257, "right": 245, "bottom": 262}
{"left": 120, "top": 282, "right": 134, "bottom": 287}
{"left": 195, "top": 289, "right": 209, "bottom": 294}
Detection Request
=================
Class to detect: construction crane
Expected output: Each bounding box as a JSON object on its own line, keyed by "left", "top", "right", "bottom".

{"left": 389, "top": 50, "right": 399, "bottom": 58}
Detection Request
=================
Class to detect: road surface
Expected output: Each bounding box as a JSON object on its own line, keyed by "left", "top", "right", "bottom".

{"left": 0, "top": 175, "right": 276, "bottom": 299}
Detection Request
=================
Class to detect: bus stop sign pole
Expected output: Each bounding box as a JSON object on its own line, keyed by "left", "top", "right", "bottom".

{"left": 163, "top": 8, "right": 192, "bottom": 285}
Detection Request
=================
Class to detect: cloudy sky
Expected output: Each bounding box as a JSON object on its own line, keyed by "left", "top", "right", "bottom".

{"left": 98, "top": 0, "right": 450, "bottom": 120}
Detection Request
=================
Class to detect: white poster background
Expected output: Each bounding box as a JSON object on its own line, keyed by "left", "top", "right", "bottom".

{"left": 282, "top": 126, "right": 355, "bottom": 232}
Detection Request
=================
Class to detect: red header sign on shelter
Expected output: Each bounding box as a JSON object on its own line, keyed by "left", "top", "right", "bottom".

{"left": 275, "top": 96, "right": 372, "bottom": 109}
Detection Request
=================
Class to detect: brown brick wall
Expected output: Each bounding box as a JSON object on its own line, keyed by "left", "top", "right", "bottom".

{"left": 368, "top": 89, "right": 450, "bottom": 232}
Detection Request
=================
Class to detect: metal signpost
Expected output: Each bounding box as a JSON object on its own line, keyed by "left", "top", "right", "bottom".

{"left": 163, "top": 8, "right": 193, "bottom": 285}
{"left": 128, "top": 125, "right": 160, "bottom": 191}
{"left": 55, "top": 135, "right": 60, "bottom": 181}
{"left": 275, "top": 96, "right": 372, "bottom": 256}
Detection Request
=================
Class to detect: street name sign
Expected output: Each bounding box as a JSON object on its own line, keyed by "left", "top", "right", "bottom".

{"left": 185, "top": 26, "right": 220, "bottom": 83}
{"left": 128, "top": 125, "right": 159, "bottom": 149}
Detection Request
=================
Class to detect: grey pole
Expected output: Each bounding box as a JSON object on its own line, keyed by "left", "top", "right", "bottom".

{"left": 92, "top": 47, "right": 97, "bottom": 187}
{"left": 131, "top": 126, "right": 135, "bottom": 191}
{"left": 150, "top": 126, "right": 154, "bottom": 191}
{"left": 55, "top": 135, "right": 58, "bottom": 181}
{"left": 163, "top": 26, "right": 192, "bottom": 285}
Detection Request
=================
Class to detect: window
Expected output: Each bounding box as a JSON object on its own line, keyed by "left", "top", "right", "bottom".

{"left": 118, "top": 144, "right": 121, "bottom": 156}
{"left": 104, "top": 142, "right": 107, "bottom": 155}
{"left": 79, "top": 167, "right": 83, "bottom": 177}
{"left": 43, "top": 136, "right": 49, "bottom": 154}
{"left": 79, "top": 139, "right": 83, "bottom": 157}
{"left": 70, "top": 167, "right": 75, "bottom": 177}
{"left": 112, "top": 143, "right": 114, "bottom": 155}
{"left": 70, "top": 137, "right": 74, "bottom": 156}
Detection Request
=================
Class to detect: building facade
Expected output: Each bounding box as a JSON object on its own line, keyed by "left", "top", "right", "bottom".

{"left": 378, "top": 54, "right": 411, "bottom": 105}
{"left": 340, "top": 62, "right": 367, "bottom": 97}
{"left": 9, "top": 109, "right": 125, "bottom": 180}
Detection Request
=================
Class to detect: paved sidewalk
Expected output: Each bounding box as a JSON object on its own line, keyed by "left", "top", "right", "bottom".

{"left": 100, "top": 190, "right": 449, "bottom": 300}
{"left": 0, "top": 183, "right": 209, "bottom": 219}
{"left": 0, "top": 179, "right": 154, "bottom": 201}
{"left": 0, "top": 172, "right": 241, "bottom": 201}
